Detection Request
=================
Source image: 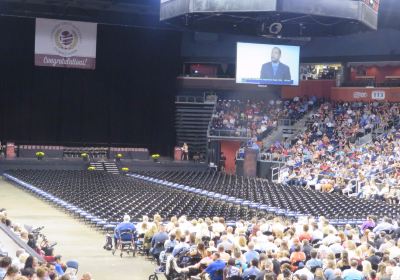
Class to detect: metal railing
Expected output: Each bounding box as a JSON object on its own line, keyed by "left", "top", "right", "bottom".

{"left": 208, "top": 128, "right": 251, "bottom": 139}
{"left": 278, "top": 118, "right": 297, "bottom": 126}
{"left": 175, "top": 92, "right": 217, "bottom": 104}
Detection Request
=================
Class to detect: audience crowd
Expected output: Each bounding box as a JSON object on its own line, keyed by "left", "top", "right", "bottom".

{"left": 247, "top": 101, "right": 400, "bottom": 201}
{"left": 0, "top": 209, "right": 92, "bottom": 280}
{"left": 136, "top": 213, "right": 400, "bottom": 280}
{"left": 210, "top": 97, "right": 317, "bottom": 140}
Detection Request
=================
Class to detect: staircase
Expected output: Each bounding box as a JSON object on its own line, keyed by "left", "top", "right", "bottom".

{"left": 89, "top": 161, "right": 105, "bottom": 171}
{"left": 175, "top": 96, "right": 216, "bottom": 157}
{"left": 89, "top": 161, "right": 119, "bottom": 174}
{"left": 263, "top": 110, "right": 315, "bottom": 149}
{"left": 103, "top": 162, "right": 119, "bottom": 174}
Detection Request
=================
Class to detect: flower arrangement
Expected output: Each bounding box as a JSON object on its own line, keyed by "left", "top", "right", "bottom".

{"left": 88, "top": 166, "right": 96, "bottom": 171}
{"left": 116, "top": 153, "right": 123, "bottom": 161}
{"left": 36, "top": 151, "right": 45, "bottom": 160}
{"left": 81, "top": 153, "right": 89, "bottom": 161}
{"left": 151, "top": 154, "right": 160, "bottom": 162}
{"left": 121, "top": 167, "right": 129, "bottom": 172}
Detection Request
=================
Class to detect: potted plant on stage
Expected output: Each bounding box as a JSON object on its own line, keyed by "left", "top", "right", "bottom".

{"left": 88, "top": 166, "right": 96, "bottom": 171}
{"left": 35, "top": 151, "right": 45, "bottom": 160}
{"left": 116, "top": 153, "right": 123, "bottom": 162}
{"left": 121, "top": 167, "right": 129, "bottom": 173}
{"left": 81, "top": 153, "right": 89, "bottom": 162}
{"left": 151, "top": 154, "right": 160, "bottom": 163}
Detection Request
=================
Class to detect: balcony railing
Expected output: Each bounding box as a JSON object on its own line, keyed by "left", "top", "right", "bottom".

{"left": 208, "top": 128, "right": 251, "bottom": 139}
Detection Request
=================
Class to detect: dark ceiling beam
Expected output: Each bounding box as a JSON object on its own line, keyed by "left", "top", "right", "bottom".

{"left": 1, "top": 0, "right": 158, "bottom": 16}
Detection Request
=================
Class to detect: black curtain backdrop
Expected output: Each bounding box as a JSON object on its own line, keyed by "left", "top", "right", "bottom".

{"left": 0, "top": 16, "right": 181, "bottom": 155}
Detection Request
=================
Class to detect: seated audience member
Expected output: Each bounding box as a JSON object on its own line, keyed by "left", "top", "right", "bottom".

{"left": 151, "top": 224, "right": 169, "bottom": 263}
{"left": 223, "top": 258, "right": 241, "bottom": 279}
{"left": 36, "top": 267, "right": 49, "bottom": 280}
{"left": 306, "top": 250, "right": 323, "bottom": 271}
{"left": 342, "top": 259, "right": 364, "bottom": 280}
{"left": 0, "top": 256, "right": 12, "bottom": 279}
{"left": 172, "top": 236, "right": 190, "bottom": 257}
{"left": 217, "top": 245, "right": 230, "bottom": 262}
{"left": 290, "top": 245, "right": 306, "bottom": 270}
{"left": 293, "top": 263, "right": 314, "bottom": 280}
{"left": 12, "top": 249, "right": 26, "bottom": 270}
{"left": 24, "top": 256, "right": 38, "bottom": 271}
{"left": 164, "top": 233, "right": 177, "bottom": 252}
{"left": 203, "top": 252, "right": 226, "bottom": 280}
{"left": 242, "top": 259, "right": 260, "bottom": 279}
{"left": 54, "top": 255, "right": 65, "bottom": 276}
{"left": 114, "top": 214, "right": 136, "bottom": 249}
{"left": 245, "top": 242, "right": 260, "bottom": 264}
{"left": 3, "top": 265, "right": 19, "bottom": 280}
{"left": 21, "top": 267, "right": 36, "bottom": 280}
{"left": 255, "top": 259, "right": 274, "bottom": 280}
{"left": 373, "top": 217, "right": 397, "bottom": 234}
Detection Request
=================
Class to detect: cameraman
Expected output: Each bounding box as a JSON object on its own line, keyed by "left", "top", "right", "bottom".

{"left": 27, "top": 233, "right": 38, "bottom": 251}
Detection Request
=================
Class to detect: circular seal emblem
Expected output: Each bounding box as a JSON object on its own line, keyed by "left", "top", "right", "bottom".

{"left": 51, "top": 22, "right": 82, "bottom": 57}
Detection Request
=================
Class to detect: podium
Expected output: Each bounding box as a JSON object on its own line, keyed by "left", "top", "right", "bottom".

{"left": 174, "top": 147, "right": 182, "bottom": 161}
{"left": 6, "top": 142, "right": 16, "bottom": 159}
{"left": 243, "top": 148, "right": 258, "bottom": 177}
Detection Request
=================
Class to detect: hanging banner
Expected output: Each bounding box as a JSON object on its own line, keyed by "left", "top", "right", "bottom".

{"left": 35, "top": 18, "right": 97, "bottom": 70}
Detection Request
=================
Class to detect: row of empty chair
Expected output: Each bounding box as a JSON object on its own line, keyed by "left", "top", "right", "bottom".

{"left": 133, "top": 169, "right": 400, "bottom": 221}
{"left": 4, "top": 170, "right": 267, "bottom": 225}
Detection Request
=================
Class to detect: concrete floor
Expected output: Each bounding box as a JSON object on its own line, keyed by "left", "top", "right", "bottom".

{"left": 0, "top": 177, "right": 160, "bottom": 280}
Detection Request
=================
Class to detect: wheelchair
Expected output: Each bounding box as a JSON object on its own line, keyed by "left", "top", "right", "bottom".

{"left": 112, "top": 228, "right": 137, "bottom": 258}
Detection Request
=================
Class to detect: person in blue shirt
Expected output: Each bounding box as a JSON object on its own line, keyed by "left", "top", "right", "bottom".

{"left": 151, "top": 225, "right": 169, "bottom": 264}
{"left": 242, "top": 259, "right": 260, "bottom": 279}
{"left": 306, "top": 250, "right": 323, "bottom": 271}
{"left": 244, "top": 242, "right": 260, "bottom": 264}
{"left": 342, "top": 259, "right": 364, "bottom": 280}
{"left": 113, "top": 214, "right": 136, "bottom": 249}
{"left": 203, "top": 252, "right": 226, "bottom": 280}
{"left": 172, "top": 236, "right": 190, "bottom": 257}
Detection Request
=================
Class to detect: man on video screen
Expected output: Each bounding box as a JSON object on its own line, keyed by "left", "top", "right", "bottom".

{"left": 260, "top": 47, "right": 291, "bottom": 81}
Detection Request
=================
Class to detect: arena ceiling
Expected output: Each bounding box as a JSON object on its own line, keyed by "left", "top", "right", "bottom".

{"left": 0, "top": 0, "right": 399, "bottom": 32}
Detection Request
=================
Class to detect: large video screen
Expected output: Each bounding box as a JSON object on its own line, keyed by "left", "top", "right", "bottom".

{"left": 236, "top": 42, "right": 300, "bottom": 86}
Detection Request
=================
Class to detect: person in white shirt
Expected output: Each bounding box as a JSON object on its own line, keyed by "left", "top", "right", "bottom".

{"left": 373, "top": 217, "right": 397, "bottom": 234}
{"left": 211, "top": 217, "right": 225, "bottom": 234}
{"left": 389, "top": 239, "right": 400, "bottom": 260}
{"left": 311, "top": 223, "right": 324, "bottom": 241}
{"left": 294, "top": 263, "right": 314, "bottom": 280}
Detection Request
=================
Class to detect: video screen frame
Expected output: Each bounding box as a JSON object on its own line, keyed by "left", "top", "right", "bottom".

{"left": 236, "top": 42, "right": 301, "bottom": 86}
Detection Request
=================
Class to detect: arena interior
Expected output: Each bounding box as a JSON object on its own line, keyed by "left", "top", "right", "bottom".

{"left": 2, "top": 1, "right": 400, "bottom": 280}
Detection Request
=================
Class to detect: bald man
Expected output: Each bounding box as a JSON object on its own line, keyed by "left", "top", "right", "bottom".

{"left": 260, "top": 47, "right": 291, "bottom": 82}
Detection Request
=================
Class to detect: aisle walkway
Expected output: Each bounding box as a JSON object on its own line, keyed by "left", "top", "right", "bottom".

{"left": 0, "top": 177, "right": 158, "bottom": 280}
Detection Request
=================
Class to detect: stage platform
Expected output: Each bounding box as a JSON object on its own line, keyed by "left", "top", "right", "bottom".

{"left": 0, "top": 158, "right": 208, "bottom": 174}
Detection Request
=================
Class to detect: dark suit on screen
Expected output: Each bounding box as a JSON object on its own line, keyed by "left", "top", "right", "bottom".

{"left": 260, "top": 62, "right": 291, "bottom": 81}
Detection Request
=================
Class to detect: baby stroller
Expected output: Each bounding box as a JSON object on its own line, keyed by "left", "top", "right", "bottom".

{"left": 112, "top": 228, "right": 137, "bottom": 257}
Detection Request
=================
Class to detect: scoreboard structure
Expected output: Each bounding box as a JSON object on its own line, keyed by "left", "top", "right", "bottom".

{"left": 160, "top": 0, "right": 379, "bottom": 36}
